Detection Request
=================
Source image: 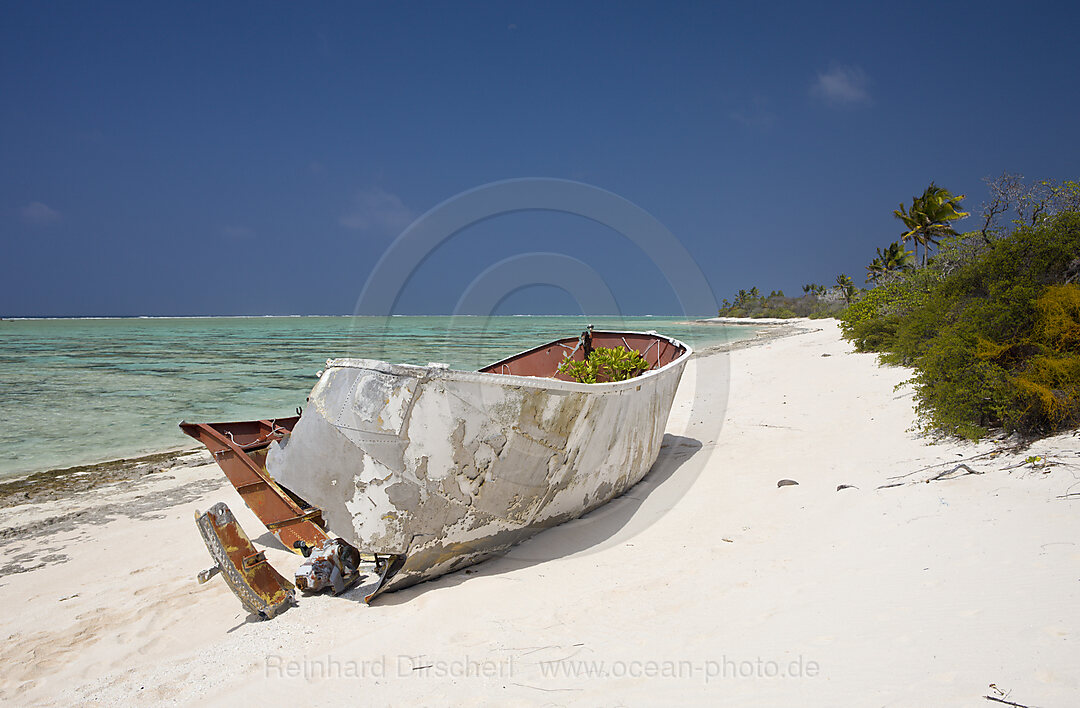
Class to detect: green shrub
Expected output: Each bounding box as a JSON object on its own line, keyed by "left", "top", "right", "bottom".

{"left": 558, "top": 346, "right": 650, "bottom": 384}
{"left": 840, "top": 211, "right": 1080, "bottom": 438}
{"left": 839, "top": 285, "right": 906, "bottom": 351}
{"left": 839, "top": 269, "right": 938, "bottom": 358}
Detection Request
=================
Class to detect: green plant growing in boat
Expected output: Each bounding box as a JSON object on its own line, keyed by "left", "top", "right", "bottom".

{"left": 558, "top": 346, "right": 650, "bottom": 384}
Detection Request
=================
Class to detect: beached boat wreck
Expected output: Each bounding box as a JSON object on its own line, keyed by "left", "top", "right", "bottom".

{"left": 182, "top": 329, "right": 690, "bottom": 616}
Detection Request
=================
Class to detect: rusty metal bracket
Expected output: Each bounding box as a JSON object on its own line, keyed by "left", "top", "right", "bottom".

{"left": 180, "top": 418, "right": 330, "bottom": 553}
{"left": 195, "top": 502, "right": 295, "bottom": 620}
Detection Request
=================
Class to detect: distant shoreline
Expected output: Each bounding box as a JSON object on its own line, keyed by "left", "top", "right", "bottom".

{"left": 696, "top": 315, "right": 820, "bottom": 325}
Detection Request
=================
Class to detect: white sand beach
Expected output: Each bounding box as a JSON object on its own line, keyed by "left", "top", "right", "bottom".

{"left": 2, "top": 320, "right": 1078, "bottom": 706}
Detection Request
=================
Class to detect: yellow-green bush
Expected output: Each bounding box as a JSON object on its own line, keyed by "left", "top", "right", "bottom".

{"left": 1033, "top": 284, "right": 1080, "bottom": 350}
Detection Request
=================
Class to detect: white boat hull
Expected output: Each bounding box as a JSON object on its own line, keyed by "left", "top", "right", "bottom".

{"left": 265, "top": 332, "right": 690, "bottom": 594}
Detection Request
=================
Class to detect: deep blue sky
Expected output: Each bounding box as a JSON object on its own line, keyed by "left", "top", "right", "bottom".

{"left": 3, "top": 2, "right": 1078, "bottom": 316}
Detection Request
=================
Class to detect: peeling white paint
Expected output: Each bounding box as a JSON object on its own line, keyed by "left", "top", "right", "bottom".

{"left": 265, "top": 331, "right": 691, "bottom": 595}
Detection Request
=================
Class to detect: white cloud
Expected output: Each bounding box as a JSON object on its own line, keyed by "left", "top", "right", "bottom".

{"left": 339, "top": 188, "right": 414, "bottom": 233}
{"left": 221, "top": 225, "right": 255, "bottom": 240}
{"left": 811, "top": 64, "right": 871, "bottom": 106}
{"left": 21, "top": 201, "right": 62, "bottom": 226}
{"left": 729, "top": 96, "right": 776, "bottom": 127}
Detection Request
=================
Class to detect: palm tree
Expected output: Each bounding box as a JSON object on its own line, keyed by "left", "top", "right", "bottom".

{"left": 835, "top": 273, "right": 856, "bottom": 305}
{"left": 893, "top": 199, "right": 921, "bottom": 265}
{"left": 866, "top": 241, "right": 915, "bottom": 284}
{"left": 894, "top": 183, "right": 969, "bottom": 267}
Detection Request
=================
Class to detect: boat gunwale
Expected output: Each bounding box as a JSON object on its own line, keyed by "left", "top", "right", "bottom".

{"left": 324, "top": 330, "right": 692, "bottom": 394}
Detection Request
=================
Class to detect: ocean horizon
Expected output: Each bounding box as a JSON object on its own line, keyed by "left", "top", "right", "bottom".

{"left": 2, "top": 313, "right": 678, "bottom": 320}
{"left": 0, "top": 315, "right": 750, "bottom": 479}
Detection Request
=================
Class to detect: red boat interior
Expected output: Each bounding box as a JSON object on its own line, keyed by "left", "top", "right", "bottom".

{"left": 479, "top": 331, "right": 686, "bottom": 380}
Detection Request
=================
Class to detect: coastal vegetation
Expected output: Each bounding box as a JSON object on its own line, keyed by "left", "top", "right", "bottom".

{"left": 840, "top": 175, "right": 1080, "bottom": 439}
{"left": 716, "top": 286, "right": 844, "bottom": 319}
{"left": 726, "top": 173, "right": 1080, "bottom": 440}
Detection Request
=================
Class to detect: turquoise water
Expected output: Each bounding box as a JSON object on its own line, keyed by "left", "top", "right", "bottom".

{"left": 0, "top": 316, "right": 748, "bottom": 479}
